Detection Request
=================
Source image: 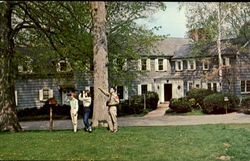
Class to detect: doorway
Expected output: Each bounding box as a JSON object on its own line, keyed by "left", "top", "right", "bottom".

{"left": 164, "top": 84, "right": 172, "bottom": 101}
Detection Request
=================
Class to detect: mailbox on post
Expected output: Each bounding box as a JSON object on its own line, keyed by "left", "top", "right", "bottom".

{"left": 48, "top": 97, "right": 58, "bottom": 131}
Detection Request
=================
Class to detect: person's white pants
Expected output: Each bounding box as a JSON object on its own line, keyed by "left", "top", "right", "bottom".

{"left": 70, "top": 108, "right": 78, "bottom": 132}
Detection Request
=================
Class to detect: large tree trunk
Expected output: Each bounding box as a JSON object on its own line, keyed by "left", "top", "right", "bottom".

{"left": 217, "top": 2, "right": 223, "bottom": 91}
{"left": 0, "top": 2, "right": 22, "bottom": 132}
{"left": 90, "top": 2, "right": 109, "bottom": 127}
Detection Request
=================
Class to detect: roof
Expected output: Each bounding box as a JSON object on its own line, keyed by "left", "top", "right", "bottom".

{"left": 150, "top": 37, "right": 190, "bottom": 56}
{"left": 172, "top": 37, "right": 250, "bottom": 59}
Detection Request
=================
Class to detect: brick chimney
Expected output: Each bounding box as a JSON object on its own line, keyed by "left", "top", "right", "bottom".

{"left": 188, "top": 28, "right": 206, "bottom": 42}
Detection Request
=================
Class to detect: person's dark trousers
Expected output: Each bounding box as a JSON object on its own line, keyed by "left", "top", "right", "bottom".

{"left": 83, "top": 107, "right": 91, "bottom": 130}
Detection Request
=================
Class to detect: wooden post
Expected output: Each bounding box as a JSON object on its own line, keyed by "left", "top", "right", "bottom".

{"left": 144, "top": 94, "right": 146, "bottom": 110}
{"left": 50, "top": 106, "right": 53, "bottom": 131}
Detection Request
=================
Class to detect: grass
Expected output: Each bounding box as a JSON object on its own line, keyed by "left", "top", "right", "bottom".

{"left": 1, "top": 124, "right": 250, "bottom": 160}
{"left": 165, "top": 109, "right": 205, "bottom": 116}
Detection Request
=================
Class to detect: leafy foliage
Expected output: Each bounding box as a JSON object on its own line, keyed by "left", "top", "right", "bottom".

{"left": 169, "top": 98, "right": 193, "bottom": 113}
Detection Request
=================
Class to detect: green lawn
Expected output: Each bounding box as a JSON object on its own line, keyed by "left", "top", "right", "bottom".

{"left": 165, "top": 109, "right": 205, "bottom": 116}
{"left": 0, "top": 124, "right": 250, "bottom": 160}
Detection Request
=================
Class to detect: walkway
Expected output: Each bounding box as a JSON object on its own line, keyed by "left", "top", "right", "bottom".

{"left": 20, "top": 112, "right": 250, "bottom": 131}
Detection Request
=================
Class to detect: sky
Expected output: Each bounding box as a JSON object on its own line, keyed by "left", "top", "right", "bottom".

{"left": 137, "top": 2, "right": 188, "bottom": 38}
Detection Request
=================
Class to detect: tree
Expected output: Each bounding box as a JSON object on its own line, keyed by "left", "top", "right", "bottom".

{"left": 0, "top": 1, "right": 166, "bottom": 131}
{"left": 0, "top": 2, "right": 22, "bottom": 131}
{"left": 89, "top": 2, "right": 109, "bottom": 127}
{"left": 180, "top": 2, "right": 250, "bottom": 92}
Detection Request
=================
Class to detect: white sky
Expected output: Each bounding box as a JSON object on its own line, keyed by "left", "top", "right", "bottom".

{"left": 137, "top": 2, "right": 188, "bottom": 38}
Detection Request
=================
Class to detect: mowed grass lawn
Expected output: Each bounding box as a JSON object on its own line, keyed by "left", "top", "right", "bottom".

{"left": 0, "top": 124, "right": 250, "bottom": 161}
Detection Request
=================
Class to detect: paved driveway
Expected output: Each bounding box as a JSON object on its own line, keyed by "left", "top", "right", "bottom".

{"left": 20, "top": 112, "right": 250, "bottom": 131}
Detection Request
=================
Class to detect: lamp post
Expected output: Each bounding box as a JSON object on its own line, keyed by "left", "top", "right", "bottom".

{"left": 224, "top": 96, "right": 229, "bottom": 114}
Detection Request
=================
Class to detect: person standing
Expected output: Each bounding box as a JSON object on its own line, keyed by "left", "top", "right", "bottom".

{"left": 66, "top": 92, "right": 79, "bottom": 133}
{"left": 79, "top": 90, "right": 92, "bottom": 132}
{"left": 98, "top": 87, "right": 119, "bottom": 133}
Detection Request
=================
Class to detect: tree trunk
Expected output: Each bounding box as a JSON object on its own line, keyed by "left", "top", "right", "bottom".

{"left": 217, "top": 2, "right": 223, "bottom": 91}
{"left": 90, "top": 2, "right": 109, "bottom": 127}
{"left": 0, "top": 2, "right": 22, "bottom": 132}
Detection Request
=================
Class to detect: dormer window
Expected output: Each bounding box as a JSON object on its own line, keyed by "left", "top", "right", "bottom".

{"left": 175, "top": 60, "right": 183, "bottom": 71}
{"left": 223, "top": 57, "right": 230, "bottom": 66}
{"left": 57, "top": 59, "right": 71, "bottom": 72}
{"left": 138, "top": 58, "right": 151, "bottom": 71}
{"left": 187, "top": 59, "right": 196, "bottom": 70}
{"left": 18, "top": 57, "right": 33, "bottom": 73}
{"left": 39, "top": 87, "right": 53, "bottom": 101}
{"left": 203, "top": 61, "right": 209, "bottom": 70}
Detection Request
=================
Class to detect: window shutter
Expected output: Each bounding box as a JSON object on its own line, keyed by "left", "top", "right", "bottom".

{"left": 15, "top": 90, "right": 18, "bottom": 106}
{"left": 163, "top": 59, "right": 167, "bottom": 71}
{"left": 225, "top": 58, "right": 230, "bottom": 66}
{"left": 124, "top": 86, "right": 128, "bottom": 100}
{"left": 39, "top": 89, "right": 43, "bottom": 101}
{"left": 148, "top": 84, "right": 152, "bottom": 91}
{"left": 155, "top": 59, "right": 158, "bottom": 71}
{"left": 202, "top": 82, "right": 208, "bottom": 89}
{"left": 146, "top": 59, "right": 151, "bottom": 71}
{"left": 138, "top": 59, "right": 141, "bottom": 70}
{"left": 137, "top": 84, "right": 141, "bottom": 95}
{"left": 49, "top": 89, "right": 53, "bottom": 98}
{"left": 175, "top": 61, "right": 178, "bottom": 71}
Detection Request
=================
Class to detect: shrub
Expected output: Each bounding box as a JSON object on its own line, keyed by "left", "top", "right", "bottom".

{"left": 169, "top": 98, "right": 192, "bottom": 113}
{"left": 146, "top": 91, "right": 159, "bottom": 110}
{"left": 203, "top": 93, "right": 239, "bottom": 114}
{"left": 241, "top": 96, "right": 250, "bottom": 108}
{"left": 186, "top": 88, "right": 215, "bottom": 109}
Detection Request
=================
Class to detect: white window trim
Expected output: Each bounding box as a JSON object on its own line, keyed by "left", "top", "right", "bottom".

{"left": 155, "top": 59, "right": 159, "bottom": 71}
{"left": 207, "top": 82, "right": 220, "bottom": 92}
{"left": 15, "top": 90, "right": 18, "bottom": 106}
{"left": 163, "top": 59, "right": 168, "bottom": 71}
{"left": 138, "top": 59, "right": 142, "bottom": 71}
{"left": 39, "top": 87, "right": 53, "bottom": 101}
{"left": 146, "top": 58, "right": 151, "bottom": 71}
{"left": 187, "top": 59, "right": 196, "bottom": 70}
{"left": 175, "top": 60, "right": 183, "bottom": 71}
{"left": 137, "top": 84, "right": 141, "bottom": 95}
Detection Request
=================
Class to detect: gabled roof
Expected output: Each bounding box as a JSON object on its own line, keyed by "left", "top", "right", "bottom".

{"left": 150, "top": 37, "right": 190, "bottom": 56}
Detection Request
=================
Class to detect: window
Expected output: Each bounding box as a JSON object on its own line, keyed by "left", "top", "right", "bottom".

{"left": 188, "top": 81, "right": 193, "bottom": 91}
{"left": 117, "top": 86, "right": 124, "bottom": 100}
{"left": 158, "top": 59, "right": 163, "bottom": 71}
{"left": 208, "top": 83, "right": 212, "bottom": 90}
{"left": 196, "top": 84, "right": 200, "bottom": 88}
{"left": 141, "top": 59, "right": 147, "bottom": 70}
{"left": 175, "top": 60, "right": 183, "bottom": 71}
{"left": 18, "top": 57, "right": 33, "bottom": 73}
{"left": 57, "top": 60, "right": 71, "bottom": 72}
{"left": 213, "top": 83, "right": 217, "bottom": 92}
{"left": 39, "top": 88, "right": 53, "bottom": 101}
{"left": 187, "top": 59, "right": 196, "bottom": 70}
{"left": 223, "top": 57, "right": 230, "bottom": 66}
{"left": 241, "top": 80, "right": 250, "bottom": 93}
{"left": 141, "top": 85, "right": 148, "bottom": 95}
{"left": 203, "top": 61, "right": 209, "bottom": 70}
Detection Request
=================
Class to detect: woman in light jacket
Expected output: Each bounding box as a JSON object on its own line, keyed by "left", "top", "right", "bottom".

{"left": 79, "top": 90, "right": 92, "bottom": 132}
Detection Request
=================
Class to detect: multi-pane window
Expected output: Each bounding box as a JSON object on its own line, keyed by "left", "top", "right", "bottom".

{"left": 141, "top": 85, "right": 148, "bottom": 95}
{"left": 175, "top": 60, "right": 183, "bottom": 71}
{"left": 208, "top": 83, "right": 212, "bottom": 90}
{"left": 188, "top": 59, "right": 196, "bottom": 70}
{"left": 43, "top": 89, "right": 50, "bottom": 100}
{"left": 203, "top": 61, "right": 209, "bottom": 70}
{"left": 213, "top": 83, "right": 217, "bottom": 92}
{"left": 158, "top": 59, "right": 163, "bottom": 71}
{"left": 57, "top": 60, "right": 71, "bottom": 72}
{"left": 188, "top": 82, "right": 193, "bottom": 91}
{"left": 223, "top": 57, "right": 230, "bottom": 66}
{"left": 241, "top": 80, "right": 250, "bottom": 93}
{"left": 141, "top": 59, "right": 147, "bottom": 71}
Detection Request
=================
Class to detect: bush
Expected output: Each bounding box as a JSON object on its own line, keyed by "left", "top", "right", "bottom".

{"left": 117, "top": 92, "right": 159, "bottom": 116}
{"left": 169, "top": 98, "right": 192, "bottom": 113}
{"left": 203, "top": 93, "right": 239, "bottom": 114}
{"left": 241, "top": 96, "right": 250, "bottom": 108}
{"left": 186, "top": 88, "right": 215, "bottom": 109}
{"left": 146, "top": 91, "right": 159, "bottom": 110}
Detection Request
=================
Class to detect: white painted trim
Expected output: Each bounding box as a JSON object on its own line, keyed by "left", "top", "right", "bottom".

{"left": 163, "top": 59, "right": 168, "bottom": 71}
{"left": 137, "top": 84, "right": 141, "bottom": 95}
{"left": 155, "top": 59, "right": 158, "bottom": 71}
